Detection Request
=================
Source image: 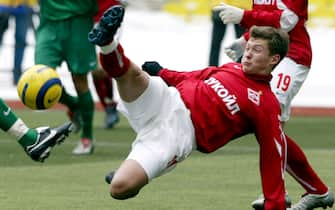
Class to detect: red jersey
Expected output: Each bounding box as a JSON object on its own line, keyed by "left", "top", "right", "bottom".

{"left": 95, "top": 0, "right": 120, "bottom": 22}
{"left": 240, "top": 0, "right": 312, "bottom": 67}
{"left": 159, "top": 63, "right": 287, "bottom": 209}
{"left": 159, "top": 63, "right": 283, "bottom": 153}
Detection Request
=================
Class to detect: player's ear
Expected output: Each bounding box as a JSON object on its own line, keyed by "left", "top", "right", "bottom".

{"left": 270, "top": 54, "right": 281, "bottom": 66}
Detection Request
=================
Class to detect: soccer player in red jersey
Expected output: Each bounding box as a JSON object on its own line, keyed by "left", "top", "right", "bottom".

{"left": 214, "top": 0, "right": 311, "bottom": 125}
{"left": 88, "top": 6, "right": 333, "bottom": 210}
{"left": 213, "top": 1, "right": 334, "bottom": 209}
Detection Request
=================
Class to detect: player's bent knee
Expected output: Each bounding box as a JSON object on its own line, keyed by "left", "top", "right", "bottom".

{"left": 110, "top": 189, "right": 140, "bottom": 200}
{"left": 110, "top": 180, "right": 140, "bottom": 200}
{"left": 109, "top": 159, "right": 149, "bottom": 199}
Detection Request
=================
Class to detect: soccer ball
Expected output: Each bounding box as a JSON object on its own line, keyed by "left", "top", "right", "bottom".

{"left": 17, "top": 64, "right": 62, "bottom": 110}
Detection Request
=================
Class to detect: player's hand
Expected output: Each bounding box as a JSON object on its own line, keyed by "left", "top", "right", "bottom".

{"left": 224, "top": 36, "right": 246, "bottom": 61}
{"left": 213, "top": 3, "right": 244, "bottom": 24}
{"left": 142, "top": 61, "right": 163, "bottom": 76}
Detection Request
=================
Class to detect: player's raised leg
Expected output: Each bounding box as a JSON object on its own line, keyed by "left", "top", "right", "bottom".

{"left": 88, "top": 5, "right": 150, "bottom": 199}
{"left": 88, "top": 5, "right": 149, "bottom": 102}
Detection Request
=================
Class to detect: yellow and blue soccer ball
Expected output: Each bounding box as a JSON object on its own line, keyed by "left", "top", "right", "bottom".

{"left": 17, "top": 64, "right": 62, "bottom": 110}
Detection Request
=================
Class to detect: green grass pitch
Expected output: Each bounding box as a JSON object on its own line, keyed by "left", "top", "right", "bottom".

{"left": 0, "top": 110, "right": 334, "bottom": 210}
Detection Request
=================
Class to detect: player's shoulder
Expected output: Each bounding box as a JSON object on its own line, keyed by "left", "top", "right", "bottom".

{"left": 217, "top": 62, "right": 242, "bottom": 74}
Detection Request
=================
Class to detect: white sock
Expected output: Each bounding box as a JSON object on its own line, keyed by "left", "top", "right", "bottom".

{"left": 100, "top": 28, "right": 122, "bottom": 54}
{"left": 7, "top": 119, "right": 29, "bottom": 140}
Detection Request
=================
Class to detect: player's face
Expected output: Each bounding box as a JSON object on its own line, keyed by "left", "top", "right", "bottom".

{"left": 241, "top": 38, "right": 278, "bottom": 75}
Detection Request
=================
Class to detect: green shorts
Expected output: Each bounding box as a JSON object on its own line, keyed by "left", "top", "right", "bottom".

{"left": 35, "top": 15, "right": 97, "bottom": 74}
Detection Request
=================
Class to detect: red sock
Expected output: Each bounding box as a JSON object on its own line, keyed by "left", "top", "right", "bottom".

{"left": 93, "top": 75, "right": 116, "bottom": 109}
{"left": 286, "top": 135, "right": 328, "bottom": 194}
{"left": 104, "top": 77, "right": 115, "bottom": 100}
{"left": 99, "top": 44, "right": 130, "bottom": 78}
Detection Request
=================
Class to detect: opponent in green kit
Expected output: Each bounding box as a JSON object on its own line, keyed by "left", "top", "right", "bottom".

{"left": 35, "top": 0, "right": 98, "bottom": 155}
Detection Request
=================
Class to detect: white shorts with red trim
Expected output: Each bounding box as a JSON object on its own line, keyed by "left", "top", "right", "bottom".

{"left": 270, "top": 57, "right": 309, "bottom": 122}
{"left": 118, "top": 76, "right": 196, "bottom": 180}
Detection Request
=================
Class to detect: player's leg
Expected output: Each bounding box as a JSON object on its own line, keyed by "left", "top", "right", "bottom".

{"left": 33, "top": 14, "right": 81, "bottom": 157}
{"left": 251, "top": 57, "right": 308, "bottom": 209}
{"left": 34, "top": 15, "right": 81, "bottom": 130}
{"left": 89, "top": 5, "right": 149, "bottom": 102}
{"left": 286, "top": 135, "right": 328, "bottom": 194}
{"left": 91, "top": 4, "right": 124, "bottom": 129}
{"left": 71, "top": 74, "right": 95, "bottom": 155}
{"left": 252, "top": 134, "right": 334, "bottom": 210}
{"left": 270, "top": 58, "right": 334, "bottom": 209}
{"left": 105, "top": 78, "right": 162, "bottom": 199}
{"left": 89, "top": 6, "right": 197, "bottom": 200}
{"left": 105, "top": 77, "right": 196, "bottom": 200}
{"left": 92, "top": 68, "right": 119, "bottom": 128}
{"left": 0, "top": 98, "right": 38, "bottom": 148}
{"left": 285, "top": 135, "right": 334, "bottom": 210}
{"left": 66, "top": 15, "right": 97, "bottom": 155}
{"left": 59, "top": 88, "right": 82, "bottom": 133}
{"left": 110, "top": 159, "right": 148, "bottom": 199}
{"left": 0, "top": 98, "right": 73, "bottom": 162}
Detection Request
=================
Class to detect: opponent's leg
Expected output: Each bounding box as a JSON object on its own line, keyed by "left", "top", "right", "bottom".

{"left": 0, "top": 98, "right": 72, "bottom": 162}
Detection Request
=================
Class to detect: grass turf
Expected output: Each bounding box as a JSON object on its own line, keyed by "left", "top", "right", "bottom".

{"left": 0, "top": 110, "right": 334, "bottom": 210}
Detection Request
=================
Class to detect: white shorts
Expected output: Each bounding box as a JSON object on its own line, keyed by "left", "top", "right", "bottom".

{"left": 117, "top": 77, "right": 196, "bottom": 180}
{"left": 270, "top": 57, "right": 309, "bottom": 122}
